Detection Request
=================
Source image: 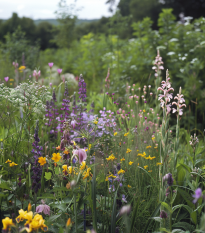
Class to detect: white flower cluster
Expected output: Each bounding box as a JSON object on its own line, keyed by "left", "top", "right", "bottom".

{"left": 0, "top": 81, "right": 52, "bottom": 115}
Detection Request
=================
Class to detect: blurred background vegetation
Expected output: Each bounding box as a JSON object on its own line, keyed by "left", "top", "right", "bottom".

{"left": 0, "top": 0, "right": 205, "bottom": 131}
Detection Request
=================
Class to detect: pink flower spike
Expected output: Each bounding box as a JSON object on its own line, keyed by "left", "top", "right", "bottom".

{"left": 4, "top": 77, "right": 9, "bottom": 82}
{"left": 57, "top": 69, "right": 62, "bottom": 75}
{"left": 48, "top": 63, "right": 54, "bottom": 68}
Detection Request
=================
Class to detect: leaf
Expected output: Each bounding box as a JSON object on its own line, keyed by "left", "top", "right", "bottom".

{"left": 158, "top": 228, "right": 171, "bottom": 233}
{"left": 138, "top": 166, "right": 156, "bottom": 184}
{"left": 172, "top": 204, "right": 193, "bottom": 214}
{"left": 44, "top": 172, "right": 52, "bottom": 181}
{"left": 142, "top": 203, "right": 161, "bottom": 233}
{"left": 0, "top": 182, "right": 12, "bottom": 190}
{"left": 51, "top": 203, "right": 67, "bottom": 212}
{"left": 177, "top": 188, "right": 195, "bottom": 209}
{"left": 190, "top": 211, "right": 197, "bottom": 224}
{"left": 130, "top": 199, "right": 140, "bottom": 232}
{"left": 161, "top": 202, "right": 172, "bottom": 213}
{"left": 48, "top": 214, "right": 61, "bottom": 222}
{"left": 178, "top": 163, "right": 191, "bottom": 173}
{"left": 91, "top": 164, "right": 97, "bottom": 231}
{"left": 54, "top": 167, "right": 59, "bottom": 175}
{"left": 194, "top": 158, "right": 205, "bottom": 166}
{"left": 7, "top": 194, "right": 13, "bottom": 201}
{"left": 111, "top": 185, "right": 119, "bottom": 233}
{"left": 172, "top": 222, "right": 195, "bottom": 231}
{"left": 151, "top": 217, "right": 163, "bottom": 223}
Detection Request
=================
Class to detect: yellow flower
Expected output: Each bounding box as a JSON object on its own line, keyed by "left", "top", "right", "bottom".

{"left": 156, "top": 162, "right": 163, "bottom": 166}
{"left": 28, "top": 203, "right": 32, "bottom": 211}
{"left": 62, "top": 165, "right": 68, "bottom": 173}
{"left": 16, "top": 209, "right": 27, "bottom": 223}
{"left": 120, "top": 158, "right": 125, "bottom": 162}
{"left": 80, "top": 161, "right": 86, "bottom": 170}
{"left": 127, "top": 185, "right": 131, "bottom": 188}
{"left": 114, "top": 132, "right": 117, "bottom": 136}
{"left": 144, "top": 165, "right": 148, "bottom": 169}
{"left": 93, "top": 120, "right": 98, "bottom": 124}
{"left": 24, "top": 211, "right": 33, "bottom": 225}
{"left": 19, "top": 66, "right": 26, "bottom": 70}
{"left": 56, "top": 145, "right": 60, "bottom": 150}
{"left": 83, "top": 168, "right": 92, "bottom": 180}
{"left": 106, "top": 154, "right": 116, "bottom": 161}
{"left": 109, "top": 174, "right": 117, "bottom": 178}
{"left": 52, "top": 153, "right": 61, "bottom": 162}
{"left": 63, "top": 150, "right": 69, "bottom": 155}
{"left": 118, "top": 169, "right": 125, "bottom": 175}
{"left": 129, "top": 161, "right": 133, "bottom": 165}
{"left": 66, "top": 218, "right": 71, "bottom": 227}
{"left": 5, "top": 159, "right": 11, "bottom": 163}
{"left": 137, "top": 150, "right": 139, "bottom": 152}
{"left": 152, "top": 137, "right": 155, "bottom": 140}
{"left": 38, "top": 157, "right": 46, "bottom": 166}
{"left": 89, "top": 144, "right": 92, "bottom": 150}
{"left": 2, "top": 217, "right": 14, "bottom": 230}
{"left": 148, "top": 170, "right": 152, "bottom": 172}
{"left": 138, "top": 163, "right": 139, "bottom": 166}
{"left": 66, "top": 182, "right": 71, "bottom": 189}
{"left": 9, "top": 162, "right": 18, "bottom": 167}
{"left": 154, "top": 146, "right": 158, "bottom": 149}
{"left": 126, "top": 148, "right": 132, "bottom": 153}
{"left": 85, "top": 149, "right": 88, "bottom": 152}
{"left": 124, "top": 132, "right": 129, "bottom": 137}
{"left": 146, "top": 146, "right": 151, "bottom": 149}
{"left": 68, "top": 166, "right": 73, "bottom": 174}
{"left": 143, "top": 109, "right": 146, "bottom": 113}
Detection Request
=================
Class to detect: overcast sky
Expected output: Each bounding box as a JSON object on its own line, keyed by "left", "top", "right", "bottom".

{"left": 0, "top": 0, "right": 120, "bottom": 19}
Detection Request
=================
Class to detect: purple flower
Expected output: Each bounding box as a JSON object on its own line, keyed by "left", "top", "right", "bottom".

{"left": 73, "top": 149, "right": 87, "bottom": 164}
{"left": 167, "top": 173, "right": 174, "bottom": 186}
{"left": 192, "top": 188, "right": 202, "bottom": 203}
{"left": 48, "top": 63, "right": 54, "bottom": 68}
{"left": 57, "top": 69, "right": 62, "bottom": 75}
{"left": 4, "top": 77, "right": 9, "bottom": 82}
{"left": 49, "top": 83, "right": 52, "bottom": 87}
{"left": 122, "top": 194, "right": 127, "bottom": 203}
{"left": 71, "top": 119, "right": 77, "bottom": 129}
{"left": 36, "top": 203, "right": 50, "bottom": 215}
{"left": 160, "top": 210, "right": 168, "bottom": 219}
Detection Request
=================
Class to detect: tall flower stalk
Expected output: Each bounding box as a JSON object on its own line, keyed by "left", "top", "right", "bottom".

{"left": 172, "top": 87, "right": 186, "bottom": 168}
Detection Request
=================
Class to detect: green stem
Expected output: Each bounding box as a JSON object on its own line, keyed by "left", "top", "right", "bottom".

{"left": 74, "top": 193, "right": 77, "bottom": 233}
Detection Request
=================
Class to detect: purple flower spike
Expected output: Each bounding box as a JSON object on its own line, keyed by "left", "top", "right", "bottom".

{"left": 57, "top": 69, "right": 62, "bottom": 75}
{"left": 4, "top": 77, "right": 9, "bottom": 82}
{"left": 192, "top": 188, "right": 202, "bottom": 203}
{"left": 71, "top": 119, "right": 77, "bottom": 129}
{"left": 48, "top": 63, "right": 54, "bottom": 68}
{"left": 167, "top": 173, "right": 174, "bottom": 186}
{"left": 160, "top": 210, "right": 168, "bottom": 219}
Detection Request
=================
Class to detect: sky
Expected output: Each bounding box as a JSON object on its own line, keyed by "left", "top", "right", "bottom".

{"left": 0, "top": 0, "right": 120, "bottom": 20}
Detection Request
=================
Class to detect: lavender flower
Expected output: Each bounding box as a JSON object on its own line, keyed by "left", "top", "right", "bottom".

{"left": 192, "top": 188, "right": 202, "bottom": 203}
{"left": 36, "top": 200, "right": 50, "bottom": 215}
{"left": 122, "top": 194, "right": 127, "bottom": 203}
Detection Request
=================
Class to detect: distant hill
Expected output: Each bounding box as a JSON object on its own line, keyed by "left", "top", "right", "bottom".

{"left": 0, "top": 18, "right": 99, "bottom": 26}
{"left": 34, "top": 18, "right": 99, "bottom": 26}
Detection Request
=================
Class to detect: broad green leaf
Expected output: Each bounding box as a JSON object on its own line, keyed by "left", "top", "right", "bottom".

{"left": 161, "top": 202, "right": 172, "bottom": 213}
{"left": 48, "top": 214, "right": 61, "bottom": 222}
{"left": 44, "top": 172, "right": 52, "bottom": 181}
{"left": 0, "top": 182, "right": 12, "bottom": 190}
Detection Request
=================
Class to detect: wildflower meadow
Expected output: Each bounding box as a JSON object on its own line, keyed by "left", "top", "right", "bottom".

{"left": 1, "top": 8, "right": 205, "bottom": 233}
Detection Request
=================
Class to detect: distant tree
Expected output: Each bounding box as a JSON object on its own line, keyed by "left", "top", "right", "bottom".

{"left": 36, "top": 22, "right": 57, "bottom": 50}
{"left": 0, "top": 13, "right": 36, "bottom": 43}
{"left": 160, "top": 0, "right": 205, "bottom": 19}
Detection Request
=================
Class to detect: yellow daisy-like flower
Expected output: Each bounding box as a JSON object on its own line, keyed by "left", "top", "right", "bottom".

{"left": 129, "top": 161, "right": 133, "bottom": 165}
{"left": 56, "top": 145, "right": 60, "bottom": 150}
{"left": 154, "top": 146, "right": 158, "bottom": 149}
{"left": 148, "top": 170, "right": 152, "bottom": 172}
{"left": 83, "top": 168, "right": 92, "bottom": 180}
{"left": 126, "top": 148, "right": 132, "bottom": 153}
{"left": 38, "top": 157, "right": 46, "bottom": 166}
{"left": 152, "top": 137, "right": 155, "bottom": 140}
{"left": 127, "top": 185, "right": 131, "bottom": 188}
{"left": 120, "top": 158, "right": 125, "bottom": 162}
{"left": 124, "top": 132, "right": 129, "bottom": 137}
{"left": 63, "top": 150, "right": 69, "bottom": 155}
{"left": 9, "top": 162, "right": 18, "bottom": 167}
{"left": 144, "top": 165, "right": 148, "bottom": 169}
{"left": 52, "top": 153, "right": 61, "bottom": 162}
{"left": 93, "top": 120, "right": 98, "bottom": 125}
{"left": 106, "top": 154, "right": 116, "bottom": 161}
{"left": 80, "top": 161, "right": 86, "bottom": 170}
{"left": 146, "top": 146, "right": 151, "bottom": 149}
{"left": 156, "top": 162, "right": 163, "bottom": 166}
{"left": 114, "top": 132, "right": 117, "bottom": 136}
{"left": 118, "top": 169, "right": 125, "bottom": 175}
{"left": 143, "top": 109, "right": 146, "bottom": 113}
{"left": 5, "top": 159, "right": 11, "bottom": 163}
{"left": 89, "top": 144, "right": 92, "bottom": 150}
{"left": 138, "top": 163, "right": 139, "bottom": 166}
{"left": 19, "top": 66, "right": 26, "bottom": 72}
